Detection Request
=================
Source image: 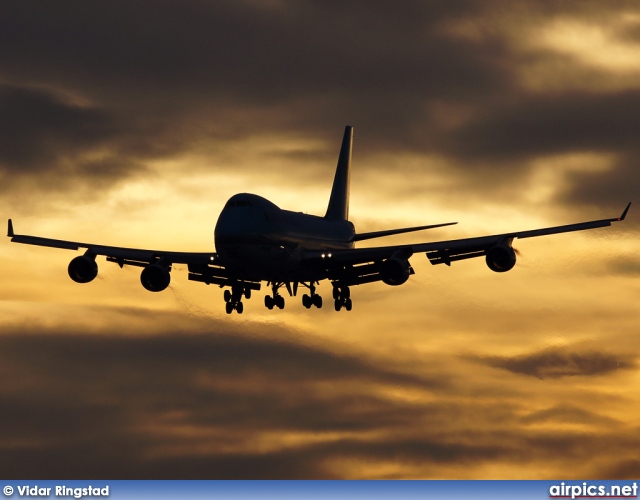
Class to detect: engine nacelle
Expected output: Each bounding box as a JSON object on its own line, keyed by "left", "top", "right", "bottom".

{"left": 140, "top": 264, "right": 171, "bottom": 292}
{"left": 68, "top": 255, "right": 98, "bottom": 283}
{"left": 486, "top": 245, "right": 516, "bottom": 273}
{"left": 380, "top": 257, "right": 411, "bottom": 286}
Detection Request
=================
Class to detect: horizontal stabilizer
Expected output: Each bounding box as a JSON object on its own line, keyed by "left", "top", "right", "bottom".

{"left": 353, "top": 222, "right": 457, "bottom": 242}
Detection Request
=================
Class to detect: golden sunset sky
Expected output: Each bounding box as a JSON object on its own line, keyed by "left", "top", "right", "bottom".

{"left": 1, "top": 0, "right": 639, "bottom": 478}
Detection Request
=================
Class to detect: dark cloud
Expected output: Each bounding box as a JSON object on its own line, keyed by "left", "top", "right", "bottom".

{"left": 602, "top": 458, "right": 640, "bottom": 480}
{"left": 0, "top": 1, "right": 512, "bottom": 173}
{"left": 478, "top": 346, "right": 636, "bottom": 379}
{"left": 446, "top": 92, "right": 640, "bottom": 163}
{"left": 0, "top": 325, "right": 445, "bottom": 478}
{"left": 0, "top": 83, "right": 147, "bottom": 195}
{"left": 560, "top": 154, "right": 640, "bottom": 211}
{"left": 0, "top": 0, "right": 637, "bottom": 207}
{"left": 0, "top": 313, "right": 638, "bottom": 479}
{"left": 0, "top": 84, "right": 114, "bottom": 171}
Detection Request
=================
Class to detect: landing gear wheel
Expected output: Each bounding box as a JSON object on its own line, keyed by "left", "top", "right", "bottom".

{"left": 265, "top": 295, "right": 274, "bottom": 310}
{"left": 224, "top": 289, "right": 231, "bottom": 302}
{"left": 236, "top": 301, "right": 244, "bottom": 314}
{"left": 244, "top": 288, "right": 251, "bottom": 300}
{"left": 302, "top": 294, "right": 311, "bottom": 309}
{"left": 332, "top": 284, "right": 352, "bottom": 312}
{"left": 225, "top": 302, "right": 233, "bottom": 314}
{"left": 275, "top": 295, "right": 285, "bottom": 309}
{"left": 313, "top": 294, "right": 323, "bottom": 308}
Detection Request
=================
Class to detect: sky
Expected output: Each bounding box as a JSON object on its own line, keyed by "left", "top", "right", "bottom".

{"left": 1, "top": 0, "right": 639, "bottom": 479}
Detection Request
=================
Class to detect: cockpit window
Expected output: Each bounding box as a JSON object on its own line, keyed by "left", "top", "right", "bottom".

{"left": 226, "top": 199, "right": 252, "bottom": 208}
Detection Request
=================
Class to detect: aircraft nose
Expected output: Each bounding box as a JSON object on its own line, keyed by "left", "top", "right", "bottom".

{"left": 214, "top": 207, "right": 267, "bottom": 246}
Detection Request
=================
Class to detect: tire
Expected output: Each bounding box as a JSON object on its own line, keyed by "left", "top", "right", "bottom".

{"left": 334, "top": 299, "right": 342, "bottom": 311}
{"left": 237, "top": 302, "right": 244, "bottom": 314}
{"left": 225, "top": 302, "right": 233, "bottom": 314}
{"left": 313, "top": 295, "right": 323, "bottom": 308}
{"left": 224, "top": 290, "right": 231, "bottom": 302}
{"left": 345, "top": 298, "right": 352, "bottom": 311}
{"left": 302, "top": 294, "right": 311, "bottom": 309}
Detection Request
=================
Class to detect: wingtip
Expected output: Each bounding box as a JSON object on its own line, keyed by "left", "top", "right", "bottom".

{"left": 619, "top": 202, "right": 631, "bottom": 221}
{"left": 7, "top": 219, "right": 13, "bottom": 237}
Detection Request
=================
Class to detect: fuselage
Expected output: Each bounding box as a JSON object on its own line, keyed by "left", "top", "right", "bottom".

{"left": 214, "top": 193, "right": 355, "bottom": 278}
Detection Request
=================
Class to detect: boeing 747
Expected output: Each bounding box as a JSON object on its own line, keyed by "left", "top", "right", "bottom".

{"left": 7, "top": 126, "right": 630, "bottom": 314}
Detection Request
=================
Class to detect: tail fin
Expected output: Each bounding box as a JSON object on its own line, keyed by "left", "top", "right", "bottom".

{"left": 325, "top": 125, "right": 353, "bottom": 220}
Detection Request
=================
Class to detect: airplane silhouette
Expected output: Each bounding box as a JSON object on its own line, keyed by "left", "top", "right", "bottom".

{"left": 7, "top": 126, "right": 631, "bottom": 314}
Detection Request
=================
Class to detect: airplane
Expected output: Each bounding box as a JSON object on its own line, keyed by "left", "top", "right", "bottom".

{"left": 7, "top": 126, "right": 631, "bottom": 314}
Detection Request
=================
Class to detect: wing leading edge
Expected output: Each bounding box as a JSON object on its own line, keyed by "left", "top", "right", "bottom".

{"left": 6, "top": 219, "right": 252, "bottom": 290}
{"left": 7, "top": 221, "right": 216, "bottom": 266}
{"left": 307, "top": 203, "right": 631, "bottom": 270}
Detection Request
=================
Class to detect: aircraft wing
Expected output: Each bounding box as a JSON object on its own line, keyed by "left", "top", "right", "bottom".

{"left": 306, "top": 203, "right": 631, "bottom": 285}
{"left": 6, "top": 219, "right": 249, "bottom": 290}
{"left": 7, "top": 219, "right": 216, "bottom": 266}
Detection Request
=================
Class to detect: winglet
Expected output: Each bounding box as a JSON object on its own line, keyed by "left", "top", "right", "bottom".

{"left": 619, "top": 202, "right": 631, "bottom": 221}
{"left": 7, "top": 219, "right": 14, "bottom": 237}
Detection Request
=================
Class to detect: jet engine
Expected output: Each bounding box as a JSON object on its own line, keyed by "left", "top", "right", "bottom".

{"left": 380, "top": 257, "right": 411, "bottom": 286}
{"left": 68, "top": 255, "right": 98, "bottom": 283}
{"left": 485, "top": 244, "right": 516, "bottom": 273}
{"left": 140, "top": 264, "right": 171, "bottom": 292}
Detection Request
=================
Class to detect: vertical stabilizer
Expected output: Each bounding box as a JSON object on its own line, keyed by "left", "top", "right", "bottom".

{"left": 325, "top": 125, "right": 352, "bottom": 220}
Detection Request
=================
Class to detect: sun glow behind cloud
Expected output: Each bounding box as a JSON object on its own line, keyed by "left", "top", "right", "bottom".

{"left": 1, "top": 0, "right": 640, "bottom": 479}
{"left": 539, "top": 16, "right": 640, "bottom": 74}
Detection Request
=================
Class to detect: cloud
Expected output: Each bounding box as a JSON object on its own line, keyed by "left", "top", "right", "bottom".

{"left": 520, "top": 405, "right": 620, "bottom": 427}
{"left": 0, "top": 0, "right": 639, "bottom": 480}
{"left": 0, "top": 321, "right": 449, "bottom": 478}
{"left": 0, "top": 301, "right": 638, "bottom": 479}
{"left": 0, "top": 83, "right": 146, "bottom": 200}
{"left": 0, "top": 84, "right": 115, "bottom": 171}
{"left": 477, "top": 346, "right": 636, "bottom": 379}
{"left": 0, "top": 0, "right": 637, "bottom": 207}
{"left": 602, "top": 458, "right": 640, "bottom": 480}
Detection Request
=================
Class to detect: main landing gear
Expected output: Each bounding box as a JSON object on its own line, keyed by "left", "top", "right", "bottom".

{"left": 333, "top": 284, "right": 352, "bottom": 312}
{"left": 264, "top": 282, "right": 286, "bottom": 310}
{"left": 223, "top": 281, "right": 351, "bottom": 313}
{"left": 224, "top": 284, "right": 251, "bottom": 314}
{"left": 301, "top": 282, "right": 322, "bottom": 309}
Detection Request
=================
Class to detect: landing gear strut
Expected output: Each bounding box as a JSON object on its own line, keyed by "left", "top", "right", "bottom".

{"left": 301, "top": 282, "right": 322, "bottom": 309}
{"left": 224, "top": 284, "right": 249, "bottom": 314}
{"left": 333, "top": 284, "right": 352, "bottom": 312}
{"left": 264, "top": 282, "right": 286, "bottom": 310}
